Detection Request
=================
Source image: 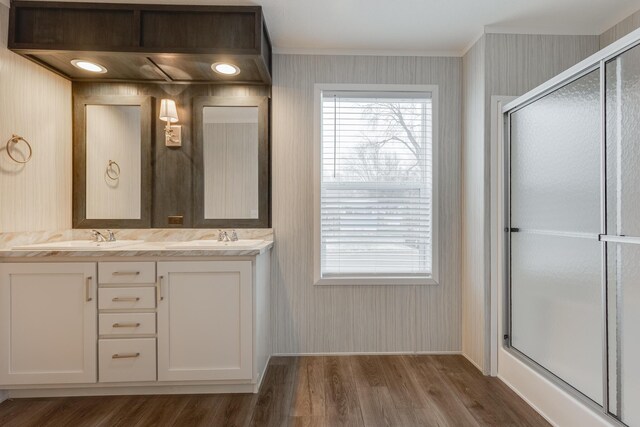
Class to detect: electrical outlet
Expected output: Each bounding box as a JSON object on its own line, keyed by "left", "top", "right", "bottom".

{"left": 168, "top": 215, "right": 184, "bottom": 225}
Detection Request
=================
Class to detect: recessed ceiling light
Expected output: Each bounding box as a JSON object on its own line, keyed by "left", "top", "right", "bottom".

{"left": 70, "top": 59, "right": 107, "bottom": 73}
{"left": 211, "top": 62, "right": 240, "bottom": 76}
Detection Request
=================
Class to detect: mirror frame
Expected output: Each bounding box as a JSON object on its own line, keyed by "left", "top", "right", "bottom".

{"left": 193, "top": 96, "right": 270, "bottom": 228}
{"left": 73, "top": 95, "right": 153, "bottom": 228}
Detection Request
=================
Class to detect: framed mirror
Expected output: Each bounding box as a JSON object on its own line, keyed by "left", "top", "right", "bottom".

{"left": 193, "top": 96, "right": 270, "bottom": 228}
{"left": 73, "top": 95, "right": 153, "bottom": 228}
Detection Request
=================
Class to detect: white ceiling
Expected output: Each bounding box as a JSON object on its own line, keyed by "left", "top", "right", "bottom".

{"left": 13, "top": 0, "right": 640, "bottom": 55}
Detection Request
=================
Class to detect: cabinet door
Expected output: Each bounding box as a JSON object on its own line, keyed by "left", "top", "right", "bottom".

{"left": 0, "top": 262, "right": 97, "bottom": 385}
{"left": 157, "top": 261, "right": 253, "bottom": 381}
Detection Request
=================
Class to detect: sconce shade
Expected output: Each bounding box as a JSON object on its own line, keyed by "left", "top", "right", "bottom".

{"left": 159, "top": 99, "right": 179, "bottom": 123}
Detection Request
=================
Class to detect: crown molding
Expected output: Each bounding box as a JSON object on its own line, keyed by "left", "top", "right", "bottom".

{"left": 272, "top": 46, "right": 461, "bottom": 58}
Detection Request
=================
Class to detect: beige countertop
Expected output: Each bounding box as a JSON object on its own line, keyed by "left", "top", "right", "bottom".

{"left": 0, "top": 240, "right": 274, "bottom": 258}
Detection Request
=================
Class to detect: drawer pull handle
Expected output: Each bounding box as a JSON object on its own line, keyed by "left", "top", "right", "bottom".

{"left": 86, "top": 276, "right": 93, "bottom": 302}
{"left": 113, "top": 271, "right": 141, "bottom": 276}
{"left": 112, "top": 297, "right": 141, "bottom": 302}
{"left": 112, "top": 322, "right": 141, "bottom": 328}
{"left": 112, "top": 352, "right": 140, "bottom": 359}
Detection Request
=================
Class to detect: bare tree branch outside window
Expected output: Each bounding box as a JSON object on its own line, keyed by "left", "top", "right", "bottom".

{"left": 334, "top": 101, "right": 429, "bottom": 183}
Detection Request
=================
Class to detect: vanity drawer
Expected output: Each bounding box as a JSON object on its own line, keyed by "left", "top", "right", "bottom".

{"left": 99, "top": 338, "right": 156, "bottom": 383}
{"left": 99, "top": 287, "right": 156, "bottom": 310}
{"left": 99, "top": 313, "right": 156, "bottom": 336}
{"left": 98, "top": 262, "right": 156, "bottom": 284}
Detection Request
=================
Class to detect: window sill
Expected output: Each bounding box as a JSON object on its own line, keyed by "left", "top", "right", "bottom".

{"left": 314, "top": 276, "right": 439, "bottom": 286}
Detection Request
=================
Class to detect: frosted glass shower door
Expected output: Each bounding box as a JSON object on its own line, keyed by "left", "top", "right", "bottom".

{"left": 605, "top": 43, "right": 640, "bottom": 426}
{"left": 606, "top": 244, "right": 640, "bottom": 425}
{"left": 606, "top": 44, "right": 640, "bottom": 237}
{"left": 509, "top": 69, "right": 603, "bottom": 404}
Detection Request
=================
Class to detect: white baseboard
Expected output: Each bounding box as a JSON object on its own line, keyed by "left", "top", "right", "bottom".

{"left": 0, "top": 390, "right": 7, "bottom": 404}
{"left": 271, "top": 351, "right": 462, "bottom": 356}
{"left": 461, "top": 352, "right": 485, "bottom": 373}
{"left": 254, "top": 354, "right": 271, "bottom": 392}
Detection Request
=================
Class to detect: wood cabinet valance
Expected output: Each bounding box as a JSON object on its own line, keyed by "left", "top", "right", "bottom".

{"left": 8, "top": 1, "right": 272, "bottom": 84}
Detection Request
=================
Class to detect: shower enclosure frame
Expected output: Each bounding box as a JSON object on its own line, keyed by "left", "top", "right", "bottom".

{"left": 502, "top": 27, "right": 640, "bottom": 426}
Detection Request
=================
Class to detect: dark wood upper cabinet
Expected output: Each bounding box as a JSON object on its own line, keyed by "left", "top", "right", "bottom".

{"left": 13, "top": 6, "right": 135, "bottom": 48}
{"left": 8, "top": 2, "right": 272, "bottom": 84}
{"left": 139, "top": 10, "right": 257, "bottom": 51}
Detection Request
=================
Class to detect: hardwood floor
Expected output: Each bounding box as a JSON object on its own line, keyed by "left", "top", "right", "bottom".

{"left": 0, "top": 355, "right": 549, "bottom": 427}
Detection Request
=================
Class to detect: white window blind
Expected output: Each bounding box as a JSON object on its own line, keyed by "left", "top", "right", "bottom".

{"left": 320, "top": 90, "right": 433, "bottom": 279}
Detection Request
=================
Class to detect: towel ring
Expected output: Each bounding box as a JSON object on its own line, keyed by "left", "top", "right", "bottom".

{"left": 6, "top": 134, "right": 32, "bottom": 164}
{"left": 106, "top": 160, "right": 121, "bottom": 180}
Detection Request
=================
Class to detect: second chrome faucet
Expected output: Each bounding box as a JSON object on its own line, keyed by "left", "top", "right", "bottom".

{"left": 218, "top": 230, "right": 238, "bottom": 242}
{"left": 91, "top": 229, "right": 116, "bottom": 242}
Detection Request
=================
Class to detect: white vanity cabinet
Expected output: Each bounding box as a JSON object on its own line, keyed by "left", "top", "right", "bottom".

{"left": 0, "top": 263, "right": 97, "bottom": 385}
{"left": 157, "top": 261, "right": 253, "bottom": 381}
{"left": 0, "top": 246, "right": 272, "bottom": 396}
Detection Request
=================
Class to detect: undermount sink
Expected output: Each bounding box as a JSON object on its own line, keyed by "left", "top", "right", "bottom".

{"left": 165, "top": 239, "right": 264, "bottom": 249}
{"left": 12, "top": 240, "right": 145, "bottom": 251}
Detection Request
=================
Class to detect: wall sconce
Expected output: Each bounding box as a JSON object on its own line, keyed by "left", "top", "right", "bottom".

{"left": 159, "top": 99, "right": 182, "bottom": 147}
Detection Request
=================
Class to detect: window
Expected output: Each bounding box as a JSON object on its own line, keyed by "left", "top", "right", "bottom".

{"left": 314, "top": 84, "right": 438, "bottom": 285}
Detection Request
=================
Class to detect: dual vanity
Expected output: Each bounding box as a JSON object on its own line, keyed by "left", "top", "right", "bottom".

{"left": 0, "top": 233, "right": 272, "bottom": 397}
{"left": 1, "top": 2, "right": 276, "bottom": 398}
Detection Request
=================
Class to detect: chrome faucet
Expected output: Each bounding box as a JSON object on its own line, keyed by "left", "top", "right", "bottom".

{"left": 91, "top": 230, "right": 107, "bottom": 242}
{"left": 218, "top": 230, "right": 239, "bottom": 242}
{"left": 91, "top": 229, "right": 116, "bottom": 242}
